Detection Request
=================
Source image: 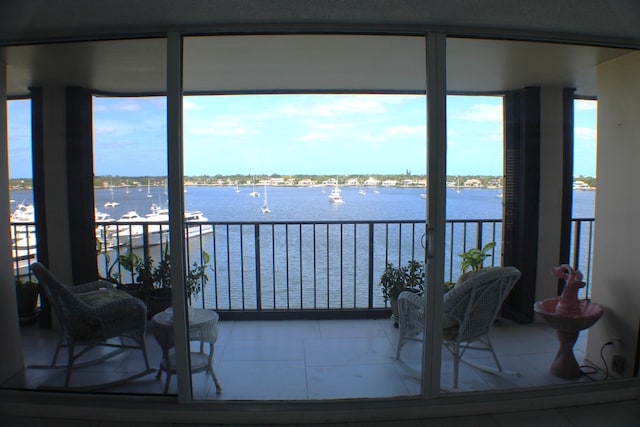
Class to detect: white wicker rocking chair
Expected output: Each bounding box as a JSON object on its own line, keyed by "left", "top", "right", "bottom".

{"left": 31, "top": 262, "right": 154, "bottom": 390}
{"left": 396, "top": 266, "right": 521, "bottom": 389}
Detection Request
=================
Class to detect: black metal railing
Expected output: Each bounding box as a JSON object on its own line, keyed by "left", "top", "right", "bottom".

{"left": 11, "top": 217, "right": 596, "bottom": 311}
{"left": 569, "top": 218, "right": 595, "bottom": 299}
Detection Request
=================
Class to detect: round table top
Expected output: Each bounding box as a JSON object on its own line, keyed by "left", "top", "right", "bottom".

{"left": 152, "top": 307, "right": 219, "bottom": 327}
{"left": 151, "top": 307, "right": 219, "bottom": 349}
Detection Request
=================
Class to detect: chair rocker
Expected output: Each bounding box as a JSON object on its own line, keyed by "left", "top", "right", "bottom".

{"left": 30, "top": 262, "right": 154, "bottom": 390}
{"left": 396, "top": 266, "right": 521, "bottom": 389}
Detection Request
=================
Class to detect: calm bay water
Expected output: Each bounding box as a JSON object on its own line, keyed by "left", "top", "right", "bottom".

{"left": 11, "top": 184, "right": 595, "bottom": 222}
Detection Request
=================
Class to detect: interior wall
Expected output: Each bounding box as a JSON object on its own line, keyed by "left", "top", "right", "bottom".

{"left": 0, "top": 60, "right": 25, "bottom": 382}
{"left": 586, "top": 51, "right": 640, "bottom": 376}
{"left": 535, "top": 86, "right": 564, "bottom": 304}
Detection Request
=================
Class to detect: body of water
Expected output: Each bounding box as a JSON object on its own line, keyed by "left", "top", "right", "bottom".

{"left": 11, "top": 184, "right": 595, "bottom": 222}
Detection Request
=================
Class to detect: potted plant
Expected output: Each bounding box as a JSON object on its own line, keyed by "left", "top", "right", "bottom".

{"left": 106, "top": 245, "right": 210, "bottom": 317}
{"left": 379, "top": 259, "right": 425, "bottom": 327}
{"left": 457, "top": 241, "right": 496, "bottom": 283}
{"left": 15, "top": 278, "right": 39, "bottom": 324}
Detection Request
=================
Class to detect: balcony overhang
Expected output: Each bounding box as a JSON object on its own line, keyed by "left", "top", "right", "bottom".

{"left": 2, "top": 35, "right": 634, "bottom": 98}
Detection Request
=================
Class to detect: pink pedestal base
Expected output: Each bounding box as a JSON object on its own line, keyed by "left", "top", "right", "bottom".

{"left": 549, "top": 329, "right": 582, "bottom": 379}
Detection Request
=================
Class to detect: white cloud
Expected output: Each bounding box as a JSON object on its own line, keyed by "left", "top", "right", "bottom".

{"left": 94, "top": 126, "right": 118, "bottom": 135}
{"left": 386, "top": 125, "right": 426, "bottom": 137}
{"left": 296, "top": 133, "right": 329, "bottom": 142}
{"left": 575, "top": 127, "right": 596, "bottom": 141}
{"left": 457, "top": 103, "right": 503, "bottom": 121}
{"left": 187, "top": 114, "right": 256, "bottom": 136}
{"left": 183, "top": 100, "right": 205, "bottom": 110}
{"left": 113, "top": 102, "right": 141, "bottom": 111}
{"left": 575, "top": 100, "right": 597, "bottom": 111}
{"left": 190, "top": 126, "right": 250, "bottom": 136}
{"left": 279, "top": 96, "right": 387, "bottom": 118}
{"left": 312, "top": 122, "right": 353, "bottom": 130}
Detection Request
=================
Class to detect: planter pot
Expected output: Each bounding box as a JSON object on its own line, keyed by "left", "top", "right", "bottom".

{"left": 147, "top": 290, "right": 172, "bottom": 318}
{"left": 16, "top": 285, "right": 39, "bottom": 324}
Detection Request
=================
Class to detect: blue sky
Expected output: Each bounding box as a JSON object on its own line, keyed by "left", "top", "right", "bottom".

{"left": 7, "top": 95, "right": 597, "bottom": 178}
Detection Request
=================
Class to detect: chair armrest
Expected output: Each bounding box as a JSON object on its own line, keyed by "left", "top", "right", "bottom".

{"left": 398, "top": 290, "right": 424, "bottom": 312}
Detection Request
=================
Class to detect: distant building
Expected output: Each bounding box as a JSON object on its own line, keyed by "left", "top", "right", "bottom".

{"left": 297, "top": 179, "right": 316, "bottom": 186}
{"left": 270, "top": 178, "right": 285, "bottom": 186}
{"left": 573, "top": 180, "right": 592, "bottom": 190}
{"left": 364, "top": 177, "right": 379, "bottom": 186}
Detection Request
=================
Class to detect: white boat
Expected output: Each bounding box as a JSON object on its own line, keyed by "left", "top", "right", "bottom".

{"left": 10, "top": 203, "right": 36, "bottom": 259}
{"left": 261, "top": 184, "right": 271, "bottom": 214}
{"left": 184, "top": 210, "right": 214, "bottom": 237}
{"left": 11, "top": 203, "right": 34, "bottom": 223}
{"left": 104, "top": 186, "right": 119, "bottom": 207}
{"left": 110, "top": 210, "right": 167, "bottom": 248}
{"left": 95, "top": 209, "right": 114, "bottom": 222}
{"left": 358, "top": 187, "right": 366, "bottom": 196}
{"left": 328, "top": 186, "right": 344, "bottom": 204}
{"left": 146, "top": 179, "right": 153, "bottom": 198}
{"left": 234, "top": 182, "right": 240, "bottom": 193}
{"left": 145, "top": 203, "right": 212, "bottom": 237}
{"left": 249, "top": 180, "right": 260, "bottom": 197}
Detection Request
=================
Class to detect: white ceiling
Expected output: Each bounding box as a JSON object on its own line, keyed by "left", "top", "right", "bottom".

{"left": 2, "top": 35, "right": 634, "bottom": 98}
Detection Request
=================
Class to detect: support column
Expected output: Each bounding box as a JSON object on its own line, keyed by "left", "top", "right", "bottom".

{"left": 0, "top": 60, "right": 26, "bottom": 382}
{"left": 31, "top": 87, "right": 96, "bottom": 284}
{"left": 502, "top": 86, "right": 541, "bottom": 323}
{"left": 535, "top": 87, "right": 570, "bottom": 303}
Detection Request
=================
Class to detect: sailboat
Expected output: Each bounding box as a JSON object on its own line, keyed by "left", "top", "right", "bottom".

{"left": 234, "top": 182, "right": 240, "bottom": 193}
{"left": 249, "top": 179, "right": 260, "bottom": 197}
{"left": 104, "top": 185, "right": 119, "bottom": 208}
{"left": 146, "top": 179, "right": 152, "bottom": 198}
{"left": 261, "top": 184, "right": 271, "bottom": 214}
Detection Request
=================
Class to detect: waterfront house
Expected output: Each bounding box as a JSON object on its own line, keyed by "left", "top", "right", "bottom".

{"left": 0, "top": 1, "right": 639, "bottom": 425}
{"left": 364, "top": 176, "right": 380, "bottom": 186}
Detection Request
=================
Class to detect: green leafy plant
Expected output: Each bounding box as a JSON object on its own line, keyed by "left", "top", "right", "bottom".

{"left": 107, "top": 244, "right": 210, "bottom": 300}
{"left": 379, "top": 259, "right": 425, "bottom": 302}
{"left": 459, "top": 241, "right": 496, "bottom": 273}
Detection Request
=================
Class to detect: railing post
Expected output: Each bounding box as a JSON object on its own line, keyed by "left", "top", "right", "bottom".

{"left": 572, "top": 221, "right": 581, "bottom": 271}
{"left": 142, "top": 223, "right": 151, "bottom": 284}
{"left": 368, "top": 223, "right": 374, "bottom": 310}
{"left": 254, "top": 223, "right": 262, "bottom": 311}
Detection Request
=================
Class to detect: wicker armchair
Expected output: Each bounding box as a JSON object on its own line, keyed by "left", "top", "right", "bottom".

{"left": 31, "top": 262, "right": 153, "bottom": 389}
{"left": 396, "top": 266, "right": 521, "bottom": 389}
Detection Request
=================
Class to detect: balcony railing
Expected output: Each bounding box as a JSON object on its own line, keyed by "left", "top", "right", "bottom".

{"left": 11, "top": 217, "right": 596, "bottom": 314}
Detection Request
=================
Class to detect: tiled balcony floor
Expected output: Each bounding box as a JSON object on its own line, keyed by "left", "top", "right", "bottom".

{"left": 4, "top": 316, "right": 600, "bottom": 400}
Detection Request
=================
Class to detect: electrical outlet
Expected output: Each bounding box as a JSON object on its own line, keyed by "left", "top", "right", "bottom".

{"left": 612, "top": 354, "right": 626, "bottom": 375}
